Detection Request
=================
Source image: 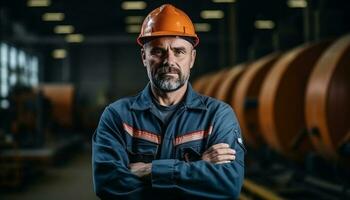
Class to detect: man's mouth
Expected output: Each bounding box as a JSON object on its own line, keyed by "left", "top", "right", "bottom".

{"left": 158, "top": 67, "right": 180, "bottom": 75}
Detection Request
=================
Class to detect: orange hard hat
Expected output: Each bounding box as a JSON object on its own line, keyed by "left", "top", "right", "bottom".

{"left": 137, "top": 4, "right": 199, "bottom": 47}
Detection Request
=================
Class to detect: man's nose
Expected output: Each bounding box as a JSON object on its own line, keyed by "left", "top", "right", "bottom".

{"left": 163, "top": 50, "right": 176, "bottom": 66}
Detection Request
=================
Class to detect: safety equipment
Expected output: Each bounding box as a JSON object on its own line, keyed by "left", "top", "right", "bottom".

{"left": 137, "top": 4, "right": 199, "bottom": 47}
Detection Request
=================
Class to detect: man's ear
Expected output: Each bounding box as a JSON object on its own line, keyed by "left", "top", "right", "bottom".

{"left": 190, "top": 49, "right": 196, "bottom": 69}
{"left": 141, "top": 48, "right": 147, "bottom": 67}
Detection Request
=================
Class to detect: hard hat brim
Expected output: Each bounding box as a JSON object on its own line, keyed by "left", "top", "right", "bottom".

{"left": 137, "top": 31, "right": 199, "bottom": 47}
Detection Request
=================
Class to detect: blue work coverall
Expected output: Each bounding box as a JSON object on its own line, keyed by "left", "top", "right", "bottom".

{"left": 92, "top": 83, "right": 245, "bottom": 200}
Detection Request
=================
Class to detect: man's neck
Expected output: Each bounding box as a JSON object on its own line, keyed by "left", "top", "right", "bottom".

{"left": 151, "top": 83, "right": 188, "bottom": 107}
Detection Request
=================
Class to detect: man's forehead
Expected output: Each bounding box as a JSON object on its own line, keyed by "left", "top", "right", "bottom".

{"left": 145, "top": 36, "right": 193, "bottom": 48}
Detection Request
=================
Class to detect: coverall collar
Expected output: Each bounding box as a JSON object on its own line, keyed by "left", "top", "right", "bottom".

{"left": 131, "top": 82, "right": 207, "bottom": 111}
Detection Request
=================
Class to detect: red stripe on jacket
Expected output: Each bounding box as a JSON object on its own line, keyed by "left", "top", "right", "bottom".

{"left": 174, "top": 126, "right": 213, "bottom": 146}
{"left": 123, "top": 123, "right": 161, "bottom": 144}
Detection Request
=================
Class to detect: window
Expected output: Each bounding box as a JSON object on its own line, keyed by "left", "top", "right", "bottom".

{"left": 29, "top": 57, "right": 39, "bottom": 86}
{"left": 0, "top": 43, "right": 9, "bottom": 109}
{"left": 0, "top": 42, "right": 40, "bottom": 109}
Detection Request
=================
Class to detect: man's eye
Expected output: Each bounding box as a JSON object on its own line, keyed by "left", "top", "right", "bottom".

{"left": 174, "top": 50, "right": 185, "bottom": 55}
{"left": 151, "top": 49, "right": 163, "bottom": 56}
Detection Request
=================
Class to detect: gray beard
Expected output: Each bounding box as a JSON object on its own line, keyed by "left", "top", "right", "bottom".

{"left": 152, "top": 74, "right": 189, "bottom": 92}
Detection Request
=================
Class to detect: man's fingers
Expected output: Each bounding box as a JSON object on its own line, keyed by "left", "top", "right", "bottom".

{"left": 215, "top": 160, "right": 231, "bottom": 164}
{"left": 202, "top": 153, "right": 236, "bottom": 163}
{"left": 214, "top": 155, "right": 235, "bottom": 162}
{"left": 202, "top": 143, "right": 237, "bottom": 163}
{"left": 128, "top": 162, "right": 152, "bottom": 178}
{"left": 207, "top": 143, "right": 230, "bottom": 153}
{"left": 211, "top": 148, "right": 236, "bottom": 156}
{"left": 204, "top": 148, "right": 236, "bottom": 159}
{"left": 128, "top": 162, "right": 143, "bottom": 168}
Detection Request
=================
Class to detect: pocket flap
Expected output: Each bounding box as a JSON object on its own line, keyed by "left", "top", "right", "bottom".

{"left": 181, "top": 146, "right": 201, "bottom": 162}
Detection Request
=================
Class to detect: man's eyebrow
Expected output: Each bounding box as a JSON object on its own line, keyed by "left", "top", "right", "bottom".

{"left": 171, "top": 46, "right": 187, "bottom": 51}
{"left": 150, "top": 46, "right": 164, "bottom": 51}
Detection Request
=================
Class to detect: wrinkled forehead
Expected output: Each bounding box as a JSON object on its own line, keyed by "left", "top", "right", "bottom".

{"left": 143, "top": 36, "right": 194, "bottom": 49}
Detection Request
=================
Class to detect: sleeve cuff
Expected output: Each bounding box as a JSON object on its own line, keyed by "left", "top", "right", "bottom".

{"left": 151, "top": 159, "right": 176, "bottom": 188}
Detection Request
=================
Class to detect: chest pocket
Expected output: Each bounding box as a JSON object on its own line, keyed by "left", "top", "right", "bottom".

{"left": 123, "top": 123, "right": 160, "bottom": 163}
{"left": 175, "top": 141, "right": 203, "bottom": 162}
{"left": 173, "top": 127, "right": 212, "bottom": 161}
{"left": 127, "top": 139, "right": 158, "bottom": 163}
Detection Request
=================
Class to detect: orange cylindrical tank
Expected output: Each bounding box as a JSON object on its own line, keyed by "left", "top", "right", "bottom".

{"left": 202, "top": 70, "right": 228, "bottom": 97}
{"left": 258, "top": 41, "right": 331, "bottom": 160}
{"left": 233, "top": 54, "right": 280, "bottom": 148}
{"left": 192, "top": 75, "right": 208, "bottom": 93}
{"left": 215, "top": 64, "right": 246, "bottom": 106}
{"left": 305, "top": 34, "right": 350, "bottom": 163}
{"left": 197, "top": 73, "right": 215, "bottom": 95}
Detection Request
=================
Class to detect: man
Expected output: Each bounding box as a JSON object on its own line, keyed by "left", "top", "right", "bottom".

{"left": 92, "top": 4, "right": 245, "bottom": 200}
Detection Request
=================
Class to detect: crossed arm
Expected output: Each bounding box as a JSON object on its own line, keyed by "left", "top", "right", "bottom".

{"left": 93, "top": 105, "right": 245, "bottom": 199}
{"left": 129, "top": 143, "right": 236, "bottom": 178}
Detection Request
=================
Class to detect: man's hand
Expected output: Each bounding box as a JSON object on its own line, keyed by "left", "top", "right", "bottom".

{"left": 202, "top": 143, "right": 236, "bottom": 164}
{"left": 129, "top": 162, "right": 152, "bottom": 178}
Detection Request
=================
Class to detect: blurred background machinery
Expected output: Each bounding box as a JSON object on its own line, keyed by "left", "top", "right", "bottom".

{"left": 0, "top": 0, "right": 349, "bottom": 199}
{"left": 194, "top": 34, "right": 350, "bottom": 199}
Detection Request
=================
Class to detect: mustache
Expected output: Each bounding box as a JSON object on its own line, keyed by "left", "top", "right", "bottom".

{"left": 157, "top": 66, "right": 181, "bottom": 74}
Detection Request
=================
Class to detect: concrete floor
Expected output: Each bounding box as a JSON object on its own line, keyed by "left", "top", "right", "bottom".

{"left": 0, "top": 150, "right": 99, "bottom": 200}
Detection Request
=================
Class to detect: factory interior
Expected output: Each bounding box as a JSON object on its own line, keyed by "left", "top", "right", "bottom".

{"left": 0, "top": 0, "right": 349, "bottom": 199}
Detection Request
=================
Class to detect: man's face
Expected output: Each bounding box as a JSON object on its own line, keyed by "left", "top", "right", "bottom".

{"left": 141, "top": 37, "right": 196, "bottom": 92}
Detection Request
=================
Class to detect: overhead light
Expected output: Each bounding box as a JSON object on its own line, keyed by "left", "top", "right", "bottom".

{"left": 52, "top": 49, "right": 66, "bottom": 59}
{"left": 66, "top": 34, "right": 84, "bottom": 43}
{"left": 42, "top": 13, "right": 65, "bottom": 21}
{"left": 54, "top": 25, "right": 74, "bottom": 34}
{"left": 121, "top": 1, "right": 147, "bottom": 10}
{"left": 27, "top": 0, "right": 51, "bottom": 7}
{"left": 125, "top": 16, "right": 144, "bottom": 24}
{"left": 212, "top": 0, "right": 236, "bottom": 3}
{"left": 126, "top": 25, "right": 141, "bottom": 33}
{"left": 200, "top": 10, "right": 224, "bottom": 19}
{"left": 194, "top": 23, "right": 211, "bottom": 32}
{"left": 254, "top": 20, "right": 275, "bottom": 29}
{"left": 287, "top": 0, "right": 307, "bottom": 8}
